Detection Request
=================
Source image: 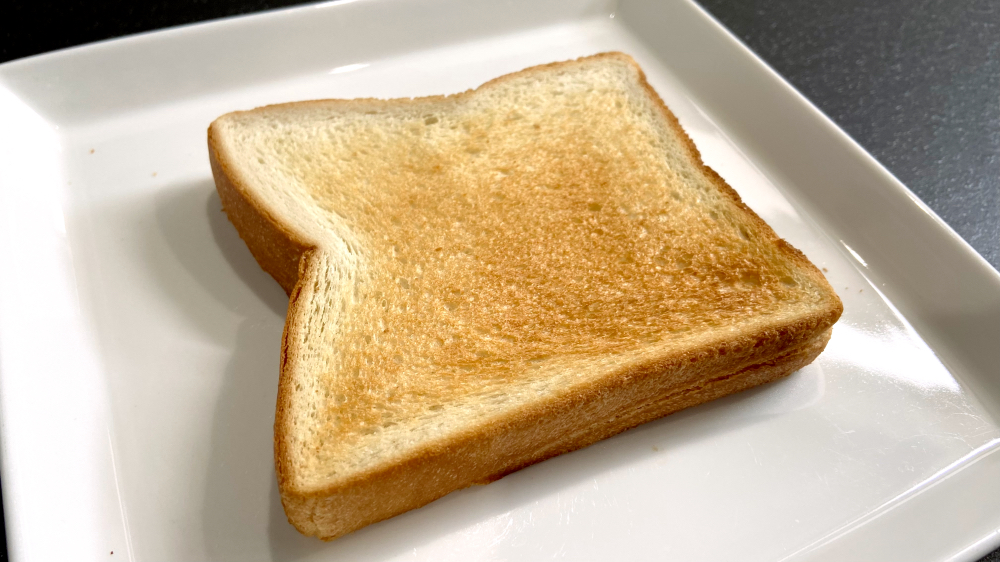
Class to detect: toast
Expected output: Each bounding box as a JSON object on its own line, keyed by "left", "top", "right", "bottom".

{"left": 207, "top": 52, "right": 842, "bottom": 540}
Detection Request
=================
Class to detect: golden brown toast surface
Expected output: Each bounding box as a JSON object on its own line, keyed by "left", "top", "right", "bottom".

{"left": 208, "top": 52, "right": 842, "bottom": 539}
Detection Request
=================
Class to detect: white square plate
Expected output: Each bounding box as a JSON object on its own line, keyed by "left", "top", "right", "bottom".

{"left": 2, "top": 0, "right": 999, "bottom": 560}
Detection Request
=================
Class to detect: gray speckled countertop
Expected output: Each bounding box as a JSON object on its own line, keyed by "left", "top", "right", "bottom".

{"left": 697, "top": 0, "right": 999, "bottom": 272}
{"left": 1, "top": 0, "right": 998, "bottom": 560}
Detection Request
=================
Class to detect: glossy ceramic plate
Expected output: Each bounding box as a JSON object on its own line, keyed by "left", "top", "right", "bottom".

{"left": 1, "top": 0, "right": 999, "bottom": 560}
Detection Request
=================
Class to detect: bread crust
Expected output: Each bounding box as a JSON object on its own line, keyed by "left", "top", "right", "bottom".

{"left": 284, "top": 325, "right": 832, "bottom": 539}
{"left": 208, "top": 129, "right": 311, "bottom": 294}
{"left": 208, "top": 52, "right": 843, "bottom": 540}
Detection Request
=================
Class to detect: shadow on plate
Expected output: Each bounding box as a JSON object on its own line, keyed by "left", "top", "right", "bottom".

{"left": 153, "top": 179, "right": 318, "bottom": 560}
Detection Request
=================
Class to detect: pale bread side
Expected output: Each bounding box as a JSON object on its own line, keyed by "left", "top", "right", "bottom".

{"left": 208, "top": 52, "right": 843, "bottom": 540}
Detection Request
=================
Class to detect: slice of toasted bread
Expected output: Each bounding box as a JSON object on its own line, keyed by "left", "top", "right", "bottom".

{"left": 208, "top": 52, "right": 842, "bottom": 540}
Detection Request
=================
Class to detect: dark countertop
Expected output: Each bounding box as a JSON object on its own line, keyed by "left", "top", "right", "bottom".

{"left": 1, "top": 1, "right": 997, "bottom": 560}
{"left": 698, "top": 0, "right": 999, "bottom": 272}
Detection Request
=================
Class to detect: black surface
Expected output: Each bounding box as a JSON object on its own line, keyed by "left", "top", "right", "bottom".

{"left": 0, "top": 0, "right": 997, "bottom": 560}
{"left": 0, "top": 0, "right": 312, "bottom": 63}
{"left": 698, "top": 0, "right": 1000, "bottom": 272}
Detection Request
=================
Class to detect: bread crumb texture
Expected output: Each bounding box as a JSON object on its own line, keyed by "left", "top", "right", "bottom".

{"left": 212, "top": 54, "right": 837, "bottom": 497}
